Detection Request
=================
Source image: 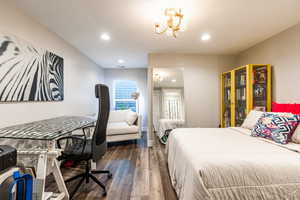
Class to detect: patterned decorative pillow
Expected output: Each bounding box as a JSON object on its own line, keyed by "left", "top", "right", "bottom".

{"left": 251, "top": 112, "right": 300, "bottom": 144}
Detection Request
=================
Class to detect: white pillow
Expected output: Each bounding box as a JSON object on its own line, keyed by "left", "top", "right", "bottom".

{"left": 241, "top": 110, "right": 264, "bottom": 130}
{"left": 292, "top": 125, "right": 300, "bottom": 144}
{"left": 126, "top": 110, "right": 138, "bottom": 125}
{"left": 109, "top": 109, "right": 130, "bottom": 122}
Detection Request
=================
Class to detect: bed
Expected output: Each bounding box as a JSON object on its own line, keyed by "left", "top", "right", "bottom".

{"left": 166, "top": 127, "right": 300, "bottom": 200}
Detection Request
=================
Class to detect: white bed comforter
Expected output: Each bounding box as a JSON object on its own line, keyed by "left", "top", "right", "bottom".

{"left": 166, "top": 127, "right": 300, "bottom": 200}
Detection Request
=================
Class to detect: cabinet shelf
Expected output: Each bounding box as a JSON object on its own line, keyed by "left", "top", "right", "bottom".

{"left": 236, "top": 85, "right": 246, "bottom": 89}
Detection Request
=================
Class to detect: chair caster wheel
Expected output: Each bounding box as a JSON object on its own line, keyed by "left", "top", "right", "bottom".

{"left": 108, "top": 173, "right": 112, "bottom": 179}
{"left": 102, "top": 191, "right": 107, "bottom": 196}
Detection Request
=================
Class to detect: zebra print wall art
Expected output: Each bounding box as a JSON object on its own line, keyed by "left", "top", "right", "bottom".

{"left": 0, "top": 33, "right": 64, "bottom": 102}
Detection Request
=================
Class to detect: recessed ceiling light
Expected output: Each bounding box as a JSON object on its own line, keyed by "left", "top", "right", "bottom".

{"left": 171, "top": 79, "right": 177, "bottom": 82}
{"left": 118, "top": 59, "right": 124, "bottom": 64}
{"left": 100, "top": 33, "right": 110, "bottom": 41}
{"left": 201, "top": 33, "right": 211, "bottom": 41}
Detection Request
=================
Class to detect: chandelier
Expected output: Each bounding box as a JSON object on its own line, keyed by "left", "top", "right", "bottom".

{"left": 155, "top": 8, "right": 184, "bottom": 38}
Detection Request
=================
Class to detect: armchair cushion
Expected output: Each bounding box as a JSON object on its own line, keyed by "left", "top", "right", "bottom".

{"left": 107, "top": 122, "right": 139, "bottom": 136}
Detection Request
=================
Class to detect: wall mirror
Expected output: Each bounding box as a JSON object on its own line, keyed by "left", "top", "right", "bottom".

{"left": 152, "top": 67, "right": 185, "bottom": 144}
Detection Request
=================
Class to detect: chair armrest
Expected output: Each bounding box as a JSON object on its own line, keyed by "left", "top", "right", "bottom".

{"left": 57, "top": 124, "right": 95, "bottom": 145}
{"left": 82, "top": 124, "right": 96, "bottom": 129}
{"left": 56, "top": 135, "right": 86, "bottom": 149}
{"left": 68, "top": 124, "right": 95, "bottom": 138}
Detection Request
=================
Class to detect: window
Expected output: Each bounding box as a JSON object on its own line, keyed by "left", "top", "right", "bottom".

{"left": 113, "top": 80, "right": 138, "bottom": 112}
{"left": 162, "top": 89, "right": 184, "bottom": 120}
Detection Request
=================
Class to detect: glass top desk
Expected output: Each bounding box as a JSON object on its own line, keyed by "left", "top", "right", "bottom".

{"left": 0, "top": 116, "right": 96, "bottom": 200}
{"left": 0, "top": 116, "right": 95, "bottom": 140}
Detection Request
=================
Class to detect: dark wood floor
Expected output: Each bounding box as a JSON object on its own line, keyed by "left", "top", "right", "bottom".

{"left": 46, "top": 133, "right": 178, "bottom": 200}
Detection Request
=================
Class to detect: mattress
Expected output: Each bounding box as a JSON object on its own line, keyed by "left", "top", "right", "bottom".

{"left": 166, "top": 127, "right": 300, "bottom": 200}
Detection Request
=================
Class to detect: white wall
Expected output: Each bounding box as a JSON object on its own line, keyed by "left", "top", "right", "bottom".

{"left": 238, "top": 22, "right": 300, "bottom": 103}
{"left": 103, "top": 68, "right": 148, "bottom": 129}
{"left": 0, "top": 1, "right": 104, "bottom": 128}
{"left": 149, "top": 53, "right": 236, "bottom": 128}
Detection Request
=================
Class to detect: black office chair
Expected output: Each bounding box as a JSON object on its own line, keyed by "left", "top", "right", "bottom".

{"left": 57, "top": 84, "right": 112, "bottom": 199}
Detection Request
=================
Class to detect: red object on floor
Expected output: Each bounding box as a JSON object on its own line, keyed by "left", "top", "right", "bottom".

{"left": 64, "top": 160, "right": 75, "bottom": 168}
{"left": 272, "top": 102, "right": 300, "bottom": 115}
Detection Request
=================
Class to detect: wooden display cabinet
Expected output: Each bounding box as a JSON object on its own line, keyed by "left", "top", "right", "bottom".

{"left": 221, "top": 64, "right": 271, "bottom": 127}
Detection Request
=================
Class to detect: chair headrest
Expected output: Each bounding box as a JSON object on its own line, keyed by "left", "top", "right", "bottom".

{"left": 95, "top": 84, "right": 109, "bottom": 98}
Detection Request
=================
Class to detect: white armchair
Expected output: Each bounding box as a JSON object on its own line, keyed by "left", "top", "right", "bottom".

{"left": 106, "top": 109, "right": 142, "bottom": 142}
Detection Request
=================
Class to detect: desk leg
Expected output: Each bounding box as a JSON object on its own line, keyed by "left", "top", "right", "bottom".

{"left": 52, "top": 159, "right": 69, "bottom": 200}
{"left": 34, "top": 153, "right": 48, "bottom": 200}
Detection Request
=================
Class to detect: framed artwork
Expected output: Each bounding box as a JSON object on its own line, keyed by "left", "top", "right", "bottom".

{"left": 0, "top": 33, "right": 64, "bottom": 102}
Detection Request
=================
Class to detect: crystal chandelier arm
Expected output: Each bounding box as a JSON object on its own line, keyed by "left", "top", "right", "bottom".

{"left": 173, "top": 31, "right": 177, "bottom": 38}
{"left": 155, "top": 24, "right": 168, "bottom": 34}
{"left": 173, "top": 9, "right": 183, "bottom": 30}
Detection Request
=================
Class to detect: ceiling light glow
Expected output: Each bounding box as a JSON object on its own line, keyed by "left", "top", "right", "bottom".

{"left": 171, "top": 79, "right": 177, "bottom": 82}
{"left": 118, "top": 59, "right": 125, "bottom": 64}
{"left": 201, "top": 33, "right": 211, "bottom": 41}
{"left": 100, "top": 33, "right": 110, "bottom": 41}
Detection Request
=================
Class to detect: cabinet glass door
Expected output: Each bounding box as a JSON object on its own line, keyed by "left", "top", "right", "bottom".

{"left": 252, "top": 65, "right": 268, "bottom": 111}
{"left": 222, "top": 73, "right": 232, "bottom": 127}
{"left": 235, "top": 68, "right": 247, "bottom": 126}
